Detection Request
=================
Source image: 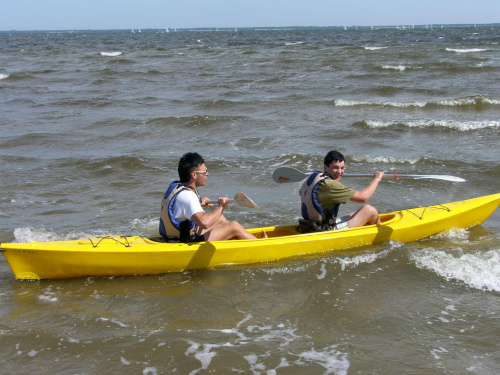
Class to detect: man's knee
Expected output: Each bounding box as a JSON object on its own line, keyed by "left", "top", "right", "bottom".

{"left": 228, "top": 221, "right": 244, "bottom": 234}
{"left": 364, "top": 204, "right": 378, "bottom": 217}
{"left": 363, "top": 205, "right": 380, "bottom": 224}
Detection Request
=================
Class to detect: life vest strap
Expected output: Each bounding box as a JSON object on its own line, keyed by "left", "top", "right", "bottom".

{"left": 297, "top": 219, "right": 334, "bottom": 233}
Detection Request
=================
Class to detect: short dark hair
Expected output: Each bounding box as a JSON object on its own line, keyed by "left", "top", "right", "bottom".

{"left": 324, "top": 150, "right": 345, "bottom": 167}
{"left": 178, "top": 152, "right": 204, "bottom": 183}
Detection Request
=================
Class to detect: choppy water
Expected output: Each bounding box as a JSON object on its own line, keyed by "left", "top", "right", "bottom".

{"left": 1, "top": 26, "right": 500, "bottom": 374}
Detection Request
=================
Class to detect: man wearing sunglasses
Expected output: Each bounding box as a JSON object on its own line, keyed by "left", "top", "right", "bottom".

{"left": 160, "top": 152, "right": 265, "bottom": 242}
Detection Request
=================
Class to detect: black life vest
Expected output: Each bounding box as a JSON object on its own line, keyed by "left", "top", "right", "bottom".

{"left": 299, "top": 171, "right": 340, "bottom": 229}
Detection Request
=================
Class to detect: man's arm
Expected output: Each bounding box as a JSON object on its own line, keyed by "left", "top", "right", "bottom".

{"left": 350, "top": 171, "right": 384, "bottom": 203}
{"left": 191, "top": 198, "right": 229, "bottom": 229}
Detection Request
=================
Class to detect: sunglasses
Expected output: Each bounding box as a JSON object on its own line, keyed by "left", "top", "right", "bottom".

{"left": 194, "top": 168, "right": 208, "bottom": 175}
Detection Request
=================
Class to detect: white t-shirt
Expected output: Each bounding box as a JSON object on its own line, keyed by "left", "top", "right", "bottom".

{"left": 172, "top": 189, "right": 203, "bottom": 221}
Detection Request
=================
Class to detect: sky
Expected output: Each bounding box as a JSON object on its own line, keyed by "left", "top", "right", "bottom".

{"left": 1, "top": 0, "right": 499, "bottom": 31}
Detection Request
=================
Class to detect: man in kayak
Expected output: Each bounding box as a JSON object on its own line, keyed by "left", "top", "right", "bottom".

{"left": 160, "top": 152, "right": 266, "bottom": 242}
{"left": 300, "top": 150, "right": 384, "bottom": 230}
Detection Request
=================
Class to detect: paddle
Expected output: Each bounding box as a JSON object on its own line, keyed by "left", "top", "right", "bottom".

{"left": 207, "top": 193, "right": 259, "bottom": 209}
{"left": 272, "top": 166, "right": 466, "bottom": 183}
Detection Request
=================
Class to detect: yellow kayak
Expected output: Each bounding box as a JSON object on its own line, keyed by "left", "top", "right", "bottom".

{"left": 2, "top": 193, "right": 500, "bottom": 280}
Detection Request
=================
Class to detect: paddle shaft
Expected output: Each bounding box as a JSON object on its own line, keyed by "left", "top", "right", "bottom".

{"left": 206, "top": 199, "right": 237, "bottom": 205}
{"left": 272, "top": 167, "right": 465, "bottom": 183}
{"left": 206, "top": 192, "right": 259, "bottom": 209}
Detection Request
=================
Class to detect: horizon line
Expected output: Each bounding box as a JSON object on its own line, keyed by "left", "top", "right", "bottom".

{"left": 1, "top": 23, "right": 499, "bottom": 33}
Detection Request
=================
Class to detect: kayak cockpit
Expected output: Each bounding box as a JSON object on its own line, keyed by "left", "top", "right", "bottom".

{"left": 147, "top": 214, "right": 401, "bottom": 244}
{"left": 379, "top": 213, "right": 398, "bottom": 224}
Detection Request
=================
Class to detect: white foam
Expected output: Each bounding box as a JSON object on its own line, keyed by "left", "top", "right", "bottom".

{"left": 111, "top": 318, "right": 128, "bottom": 327}
{"left": 185, "top": 340, "right": 228, "bottom": 373}
{"left": 143, "top": 367, "right": 158, "bottom": 375}
{"left": 431, "top": 347, "right": 448, "bottom": 360}
{"left": 438, "top": 97, "right": 500, "bottom": 106}
{"left": 445, "top": 304, "right": 456, "bottom": 311}
{"left": 0, "top": 73, "right": 9, "bottom": 80}
{"left": 411, "top": 249, "right": 500, "bottom": 292}
{"left": 334, "top": 99, "right": 365, "bottom": 107}
{"left": 317, "top": 261, "right": 327, "bottom": 279}
{"left": 38, "top": 294, "right": 58, "bottom": 302}
{"left": 430, "top": 227, "right": 470, "bottom": 242}
{"left": 12, "top": 227, "right": 103, "bottom": 243}
{"left": 295, "top": 346, "right": 350, "bottom": 374}
{"left": 365, "top": 46, "right": 387, "bottom": 50}
{"left": 336, "top": 96, "right": 500, "bottom": 109}
{"left": 100, "top": 51, "right": 122, "bottom": 57}
{"left": 11, "top": 226, "right": 142, "bottom": 243}
{"left": 38, "top": 286, "right": 58, "bottom": 302}
{"left": 96, "top": 317, "right": 129, "bottom": 327}
{"left": 382, "top": 65, "right": 408, "bottom": 71}
{"left": 337, "top": 249, "right": 391, "bottom": 271}
{"left": 446, "top": 48, "right": 492, "bottom": 53}
{"left": 365, "top": 119, "right": 500, "bottom": 131}
{"left": 120, "top": 357, "right": 131, "bottom": 365}
{"left": 129, "top": 217, "right": 159, "bottom": 236}
{"left": 183, "top": 318, "right": 349, "bottom": 374}
{"left": 261, "top": 263, "right": 311, "bottom": 275}
{"left": 14, "top": 227, "right": 59, "bottom": 242}
{"left": 335, "top": 99, "right": 427, "bottom": 108}
{"left": 351, "top": 155, "right": 421, "bottom": 165}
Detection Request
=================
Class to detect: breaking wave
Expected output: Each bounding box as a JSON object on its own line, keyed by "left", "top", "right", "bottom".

{"left": 334, "top": 95, "right": 500, "bottom": 109}
{"left": 445, "top": 47, "right": 494, "bottom": 53}
{"left": 361, "top": 119, "right": 500, "bottom": 131}
{"left": 100, "top": 51, "right": 123, "bottom": 57}
{"left": 350, "top": 155, "right": 422, "bottom": 165}
{"left": 411, "top": 248, "right": 500, "bottom": 292}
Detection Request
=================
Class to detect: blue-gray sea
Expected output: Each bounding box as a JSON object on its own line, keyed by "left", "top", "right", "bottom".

{"left": 1, "top": 26, "right": 500, "bottom": 374}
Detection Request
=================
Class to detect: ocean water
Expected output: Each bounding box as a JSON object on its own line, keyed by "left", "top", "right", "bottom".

{"left": 1, "top": 26, "right": 500, "bottom": 374}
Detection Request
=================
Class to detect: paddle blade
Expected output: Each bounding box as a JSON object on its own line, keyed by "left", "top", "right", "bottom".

{"left": 233, "top": 193, "right": 259, "bottom": 209}
{"left": 344, "top": 173, "right": 466, "bottom": 182}
{"left": 272, "top": 167, "right": 308, "bottom": 183}
{"left": 388, "top": 174, "right": 466, "bottom": 182}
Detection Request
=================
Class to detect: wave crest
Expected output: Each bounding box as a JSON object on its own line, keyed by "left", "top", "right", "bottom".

{"left": 412, "top": 248, "right": 500, "bottom": 292}
{"left": 363, "top": 119, "right": 500, "bottom": 131}
{"left": 445, "top": 47, "right": 494, "bottom": 53}
{"left": 334, "top": 95, "right": 500, "bottom": 109}
{"left": 351, "top": 155, "right": 422, "bottom": 165}
{"left": 100, "top": 51, "right": 123, "bottom": 57}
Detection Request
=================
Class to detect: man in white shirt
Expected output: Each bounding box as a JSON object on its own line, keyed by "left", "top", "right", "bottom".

{"left": 160, "top": 152, "right": 266, "bottom": 242}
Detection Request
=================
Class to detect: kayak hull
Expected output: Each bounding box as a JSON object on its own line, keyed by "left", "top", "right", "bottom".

{"left": 1, "top": 193, "right": 500, "bottom": 280}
